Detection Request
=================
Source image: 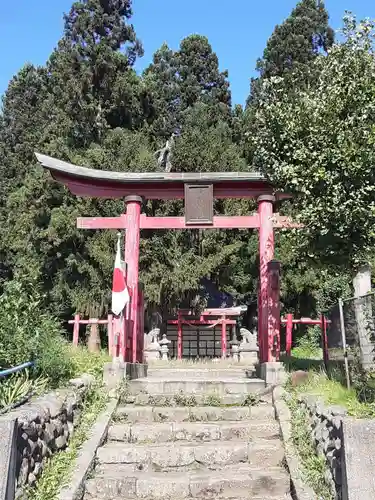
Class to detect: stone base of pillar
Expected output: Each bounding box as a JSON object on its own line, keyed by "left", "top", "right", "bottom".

{"left": 239, "top": 346, "right": 259, "bottom": 365}
{"left": 103, "top": 361, "right": 148, "bottom": 390}
{"left": 257, "top": 362, "right": 287, "bottom": 386}
{"left": 144, "top": 344, "right": 161, "bottom": 363}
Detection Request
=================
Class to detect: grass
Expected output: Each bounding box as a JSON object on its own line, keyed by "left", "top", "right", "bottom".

{"left": 289, "top": 370, "right": 375, "bottom": 418}
{"left": 67, "top": 345, "right": 111, "bottom": 379}
{"left": 0, "top": 347, "right": 110, "bottom": 414}
{"left": 287, "top": 394, "right": 334, "bottom": 500}
{"left": 26, "top": 384, "right": 108, "bottom": 500}
{"left": 284, "top": 362, "right": 375, "bottom": 499}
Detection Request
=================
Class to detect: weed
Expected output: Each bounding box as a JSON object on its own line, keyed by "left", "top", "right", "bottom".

{"left": 204, "top": 393, "right": 222, "bottom": 406}
{"left": 112, "top": 411, "right": 128, "bottom": 422}
{"left": 289, "top": 370, "right": 375, "bottom": 418}
{"left": 26, "top": 384, "right": 108, "bottom": 500}
{"left": 148, "top": 395, "right": 171, "bottom": 406}
{"left": 242, "top": 394, "right": 259, "bottom": 407}
{"left": 287, "top": 395, "right": 333, "bottom": 500}
{"left": 173, "top": 391, "right": 197, "bottom": 407}
{"left": 117, "top": 378, "right": 130, "bottom": 402}
{"left": 0, "top": 370, "right": 48, "bottom": 410}
{"left": 291, "top": 326, "right": 323, "bottom": 360}
{"left": 67, "top": 346, "right": 111, "bottom": 380}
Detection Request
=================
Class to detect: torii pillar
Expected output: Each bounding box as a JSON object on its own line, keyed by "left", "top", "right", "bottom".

{"left": 124, "top": 195, "right": 142, "bottom": 363}
{"left": 258, "top": 195, "right": 275, "bottom": 363}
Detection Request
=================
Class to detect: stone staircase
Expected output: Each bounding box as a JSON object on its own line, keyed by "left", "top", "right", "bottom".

{"left": 84, "top": 364, "right": 292, "bottom": 499}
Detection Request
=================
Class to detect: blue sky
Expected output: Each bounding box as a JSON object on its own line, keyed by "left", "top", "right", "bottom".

{"left": 1, "top": 0, "right": 374, "bottom": 106}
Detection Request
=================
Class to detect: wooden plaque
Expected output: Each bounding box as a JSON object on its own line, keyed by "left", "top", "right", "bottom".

{"left": 184, "top": 183, "right": 213, "bottom": 225}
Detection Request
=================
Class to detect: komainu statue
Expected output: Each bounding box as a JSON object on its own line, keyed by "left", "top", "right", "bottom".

{"left": 239, "top": 327, "right": 259, "bottom": 351}
{"left": 144, "top": 327, "right": 160, "bottom": 349}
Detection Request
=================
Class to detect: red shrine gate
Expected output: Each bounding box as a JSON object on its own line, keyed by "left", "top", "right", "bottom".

{"left": 36, "top": 153, "right": 299, "bottom": 364}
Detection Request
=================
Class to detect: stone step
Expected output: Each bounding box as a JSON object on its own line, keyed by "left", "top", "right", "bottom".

{"left": 129, "top": 378, "right": 265, "bottom": 396}
{"left": 86, "top": 497, "right": 291, "bottom": 500}
{"left": 125, "top": 392, "right": 264, "bottom": 406}
{"left": 147, "top": 368, "right": 254, "bottom": 379}
{"left": 85, "top": 463, "right": 290, "bottom": 499}
{"left": 108, "top": 420, "right": 280, "bottom": 444}
{"left": 97, "top": 439, "right": 284, "bottom": 470}
{"left": 115, "top": 404, "right": 275, "bottom": 423}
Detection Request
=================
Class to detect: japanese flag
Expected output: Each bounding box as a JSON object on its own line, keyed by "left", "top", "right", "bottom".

{"left": 111, "top": 234, "right": 130, "bottom": 316}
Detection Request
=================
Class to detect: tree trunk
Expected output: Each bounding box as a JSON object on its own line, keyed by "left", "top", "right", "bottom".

{"left": 87, "top": 323, "right": 101, "bottom": 353}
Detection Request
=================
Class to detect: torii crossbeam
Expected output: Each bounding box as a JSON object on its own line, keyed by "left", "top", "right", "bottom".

{"left": 36, "top": 152, "right": 300, "bottom": 363}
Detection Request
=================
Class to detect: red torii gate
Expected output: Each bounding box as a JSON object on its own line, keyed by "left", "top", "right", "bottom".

{"left": 35, "top": 153, "right": 299, "bottom": 364}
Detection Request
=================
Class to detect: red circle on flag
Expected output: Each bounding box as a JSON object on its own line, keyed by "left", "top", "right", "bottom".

{"left": 112, "top": 267, "right": 125, "bottom": 293}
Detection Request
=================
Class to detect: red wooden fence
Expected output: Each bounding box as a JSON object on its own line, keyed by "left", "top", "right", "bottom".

{"left": 281, "top": 314, "right": 330, "bottom": 364}
{"left": 69, "top": 285, "right": 145, "bottom": 363}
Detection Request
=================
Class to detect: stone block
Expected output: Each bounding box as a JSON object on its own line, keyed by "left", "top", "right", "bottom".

{"left": 189, "top": 465, "right": 290, "bottom": 498}
{"left": 102, "top": 361, "right": 127, "bottom": 390}
{"left": 151, "top": 404, "right": 186, "bottom": 422}
{"left": 342, "top": 418, "right": 375, "bottom": 500}
{"left": 258, "top": 361, "right": 287, "bottom": 386}
{"left": 193, "top": 442, "right": 248, "bottom": 466}
{"left": 133, "top": 422, "right": 173, "bottom": 443}
{"left": 54, "top": 435, "right": 67, "bottom": 450}
{"left": 85, "top": 476, "right": 137, "bottom": 499}
{"left": 149, "top": 445, "right": 195, "bottom": 468}
{"left": 187, "top": 407, "right": 221, "bottom": 422}
{"left": 0, "top": 419, "right": 17, "bottom": 500}
{"left": 173, "top": 422, "right": 221, "bottom": 442}
{"left": 247, "top": 441, "right": 285, "bottom": 467}
{"left": 98, "top": 443, "right": 149, "bottom": 465}
{"left": 115, "top": 406, "right": 154, "bottom": 423}
{"left": 220, "top": 406, "right": 251, "bottom": 421}
{"left": 239, "top": 350, "right": 258, "bottom": 364}
{"left": 136, "top": 472, "right": 190, "bottom": 499}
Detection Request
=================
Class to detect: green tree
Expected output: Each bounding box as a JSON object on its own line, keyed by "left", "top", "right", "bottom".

{"left": 248, "top": 0, "right": 334, "bottom": 106}
{"left": 143, "top": 43, "right": 181, "bottom": 140}
{"left": 257, "top": 0, "right": 333, "bottom": 79}
{"left": 177, "top": 35, "right": 231, "bottom": 111}
{"left": 145, "top": 34, "right": 232, "bottom": 141}
{"left": 138, "top": 36, "right": 247, "bottom": 315}
{"left": 252, "top": 14, "right": 375, "bottom": 270}
{"left": 48, "top": 0, "right": 145, "bottom": 146}
{"left": 0, "top": 0, "right": 151, "bottom": 320}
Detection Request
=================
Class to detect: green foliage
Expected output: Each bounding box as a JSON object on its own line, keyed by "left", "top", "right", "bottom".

{"left": 0, "top": 0, "right": 359, "bottom": 338}
{"left": 291, "top": 326, "right": 323, "bottom": 359}
{"left": 245, "top": 0, "right": 334, "bottom": 171}
{"left": 257, "top": 0, "right": 333, "bottom": 79}
{"left": 0, "top": 278, "right": 73, "bottom": 386}
{"left": 48, "top": 0, "right": 144, "bottom": 146}
{"left": 68, "top": 346, "right": 111, "bottom": 379}
{"left": 0, "top": 370, "right": 48, "bottom": 411}
{"left": 252, "top": 15, "right": 375, "bottom": 269}
{"left": 144, "top": 34, "right": 231, "bottom": 139}
{"left": 288, "top": 370, "right": 375, "bottom": 418}
{"left": 287, "top": 394, "right": 334, "bottom": 499}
